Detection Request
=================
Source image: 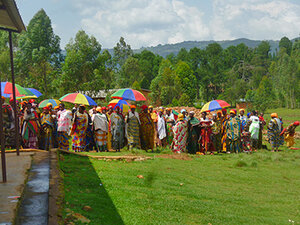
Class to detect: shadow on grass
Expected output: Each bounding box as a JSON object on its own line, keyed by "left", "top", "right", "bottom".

{"left": 59, "top": 152, "right": 124, "bottom": 224}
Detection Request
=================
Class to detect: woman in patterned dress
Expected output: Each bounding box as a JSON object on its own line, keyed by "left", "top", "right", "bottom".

{"left": 267, "top": 113, "right": 283, "bottom": 152}
{"left": 172, "top": 113, "right": 188, "bottom": 153}
{"left": 72, "top": 105, "right": 89, "bottom": 152}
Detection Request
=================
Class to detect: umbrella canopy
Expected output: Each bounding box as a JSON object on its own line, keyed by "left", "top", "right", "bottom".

{"left": 108, "top": 99, "right": 130, "bottom": 112}
{"left": 3, "top": 82, "right": 34, "bottom": 97}
{"left": 38, "top": 99, "right": 61, "bottom": 108}
{"left": 201, "top": 100, "right": 230, "bottom": 112}
{"left": 60, "top": 93, "right": 97, "bottom": 106}
{"left": 26, "top": 88, "right": 42, "bottom": 98}
{"left": 111, "top": 88, "right": 146, "bottom": 101}
{"left": 1, "top": 82, "right": 10, "bottom": 98}
{"left": 16, "top": 95, "right": 37, "bottom": 100}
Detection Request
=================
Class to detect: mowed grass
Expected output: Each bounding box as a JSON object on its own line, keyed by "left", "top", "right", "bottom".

{"left": 59, "top": 149, "right": 300, "bottom": 225}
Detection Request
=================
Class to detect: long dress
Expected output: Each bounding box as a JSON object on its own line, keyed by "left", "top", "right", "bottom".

{"left": 57, "top": 109, "right": 72, "bottom": 150}
{"left": 267, "top": 118, "right": 283, "bottom": 149}
{"left": 172, "top": 120, "right": 188, "bottom": 153}
{"left": 211, "top": 119, "right": 222, "bottom": 153}
{"left": 110, "top": 112, "right": 125, "bottom": 150}
{"left": 21, "top": 111, "right": 40, "bottom": 149}
{"left": 165, "top": 113, "right": 175, "bottom": 145}
{"left": 106, "top": 112, "right": 112, "bottom": 150}
{"left": 41, "top": 113, "right": 54, "bottom": 151}
{"left": 221, "top": 115, "right": 229, "bottom": 152}
{"left": 186, "top": 117, "right": 200, "bottom": 154}
{"left": 282, "top": 123, "right": 298, "bottom": 147}
{"left": 139, "top": 111, "right": 155, "bottom": 150}
{"left": 2, "top": 103, "right": 15, "bottom": 148}
{"left": 72, "top": 112, "right": 88, "bottom": 152}
{"left": 199, "top": 119, "right": 214, "bottom": 153}
{"left": 92, "top": 113, "right": 108, "bottom": 151}
{"left": 226, "top": 116, "right": 241, "bottom": 153}
{"left": 157, "top": 115, "right": 167, "bottom": 147}
{"left": 126, "top": 111, "right": 140, "bottom": 149}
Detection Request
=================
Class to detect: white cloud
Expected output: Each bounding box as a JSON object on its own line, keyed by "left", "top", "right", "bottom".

{"left": 210, "top": 0, "right": 300, "bottom": 41}
{"left": 72, "top": 0, "right": 210, "bottom": 48}
{"left": 71, "top": 0, "right": 300, "bottom": 48}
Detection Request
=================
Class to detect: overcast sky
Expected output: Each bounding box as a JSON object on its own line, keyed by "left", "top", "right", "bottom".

{"left": 15, "top": 0, "right": 300, "bottom": 49}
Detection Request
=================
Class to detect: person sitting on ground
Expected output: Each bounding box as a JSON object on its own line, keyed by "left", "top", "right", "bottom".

{"left": 280, "top": 121, "right": 299, "bottom": 148}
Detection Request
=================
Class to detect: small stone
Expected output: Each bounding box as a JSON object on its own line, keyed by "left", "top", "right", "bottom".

{"left": 83, "top": 205, "right": 92, "bottom": 211}
{"left": 137, "top": 175, "right": 144, "bottom": 179}
{"left": 180, "top": 183, "right": 184, "bottom": 186}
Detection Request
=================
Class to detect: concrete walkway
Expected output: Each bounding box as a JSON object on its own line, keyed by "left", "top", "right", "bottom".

{"left": 0, "top": 152, "right": 33, "bottom": 225}
{"left": 14, "top": 151, "right": 50, "bottom": 225}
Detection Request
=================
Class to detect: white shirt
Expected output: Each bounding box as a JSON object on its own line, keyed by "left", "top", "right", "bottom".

{"left": 57, "top": 109, "right": 72, "bottom": 132}
{"left": 157, "top": 115, "right": 167, "bottom": 140}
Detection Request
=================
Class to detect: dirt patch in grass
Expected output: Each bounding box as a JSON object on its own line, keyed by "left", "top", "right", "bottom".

{"left": 155, "top": 154, "right": 192, "bottom": 160}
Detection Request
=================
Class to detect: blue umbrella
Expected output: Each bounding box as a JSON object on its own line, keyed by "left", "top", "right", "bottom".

{"left": 26, "top": 88, "right": 42, "bottom": 98}
{"left": 1, "top": 82, "right": 10, "bottom": 98}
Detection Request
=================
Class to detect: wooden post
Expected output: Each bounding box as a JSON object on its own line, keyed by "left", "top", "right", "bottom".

{"left": 0, "top": 78, "right": 7, "bottom": 182}
{"left": 8, "top": 31, "right": 20, "bottom": 156}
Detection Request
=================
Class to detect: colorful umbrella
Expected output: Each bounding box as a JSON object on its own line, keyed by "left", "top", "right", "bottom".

{"left": 108, "top": 99, "right": 130, "bottom": 112}
{"left": 1, "top": 82, "right": 10, "bottom": 98}
{"left": 26, "top": 88, "right": 42, "bottom": 98}
{"left": 59, "top": 93, "right": 97, "bottom": 106}
{"left": 38, "top": 99, "right": 61, "bottom": 108}
{"left": 3, "top": 82, "right": 34, "bottom": 97}
{"left": 111, "top": 88, "right": 146, "bottom": 101}
{"left": 201, "top": 100, "right": 230, "bottom": 112}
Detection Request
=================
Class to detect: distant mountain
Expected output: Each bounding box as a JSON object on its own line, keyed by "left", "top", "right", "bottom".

{"left": 74, "top": 38, "right": 300, "bottom": 58}
{"left": 134, "top": 38, "right": 281, "bottom": 57}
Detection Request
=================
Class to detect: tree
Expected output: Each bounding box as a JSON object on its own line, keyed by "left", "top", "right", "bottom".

{"left": 15, "top": 9, "right": 61, "bottom": 97}
{"left": 113, "top": 37, "right": 133, "bottom": 68}
{"left": 253, "top": 76, "right": 275, "bottom": 112}
{"left": 61, "top": 30, "right": 104, "bottom": 94}
{"left": 279, "top": 37, "right": 292, "bottom": 56}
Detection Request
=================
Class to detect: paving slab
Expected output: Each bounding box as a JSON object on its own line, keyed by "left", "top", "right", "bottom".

{"left": 15, "top": 151, "right": 50, "bottom": 225}
{"left": 0, "top": 152, "right": 33, "bottom": 224}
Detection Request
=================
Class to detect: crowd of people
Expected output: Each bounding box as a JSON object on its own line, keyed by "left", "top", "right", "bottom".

{"left": 1, "top": 96, "right": 299, "bottom": 153}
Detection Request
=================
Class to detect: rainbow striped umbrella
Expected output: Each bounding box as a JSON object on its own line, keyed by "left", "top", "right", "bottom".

{"left": 59, "top": 93, "right": 97, "bottom": 106}
{"left": 3, "top": 82, "right": 34, "bottom": 97}
{"left": 39, "top": 99, "right": 61, "bottom": 108}
{"left": 111, "top": 88, "right": 146, "bottom": 101}
{"left": 201, "top": 100, "right": 230, "bottom": 112}
{"left": 108, "top": 99, "right": 130, "bottom": 112}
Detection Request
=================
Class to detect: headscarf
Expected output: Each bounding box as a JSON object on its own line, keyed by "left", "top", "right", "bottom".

{"left": 158, "top": 108, "right": 164, "bottom": 112}
{"left": 178, "top": 113, "right": 184, "bottom": 121}
{"left": 130, "top": 105, "right": 136, "bottom": 109}
{"left": 141, "top": 105, "right": 148, "bottom": 110}
{"left": 180, "top": 109, "right": 186, "bottom": 113}
{"left": 190, "top": 111, "right": 195, "bottom": 115}
{"left": 29, "top": 99, "right": 35, "bottom": 103}
{"left": 96, "top": 107, "right": 102, "bottom": 113}
{"left": 166, "top": 108, "right": 171, "bottom": 111}
{"left": 239, "top": 108, "right": 245, "bottom": 112}
{"left": 54, "top": 106, "right": 59, "bottom": 110}
{"left": 46, "top": 103, "right": 53, "bottom": 108}
{"left": 217, "top": 111, "right": 222, "bottom": 115}
{"left": 271, "top": 113, "right": 278, "bottom": 118}
{"left": 222, "top": 108, "right": 227, "bottom": 113}
{"left": 294, "top": 121, "right": 299, "bottom": 126}
{"left": 1, "top": 96, "right": 6, "bottom": 100}
{"left": 101, "top": 106, "right": 106, "bottom": 110}
{"left": 148, "top": 105, "right": 153, "bottom": 109}
{"left": 230, "top": 109, "right": 236, "bottom": 115}
{"left": 43, "top": 106, "right": 50, "bottom": 111}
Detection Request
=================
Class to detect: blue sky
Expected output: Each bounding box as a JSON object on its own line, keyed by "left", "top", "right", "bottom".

{"left": 15, "top": 0, "right": 300, "bottom": 49}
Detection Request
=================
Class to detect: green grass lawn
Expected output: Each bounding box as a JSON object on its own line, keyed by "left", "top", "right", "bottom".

{"left": 59, "top": 108, "right": 300, "bottom": 224}
{"left": 59, "top": 149, "right": 300, "bottom": 225}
